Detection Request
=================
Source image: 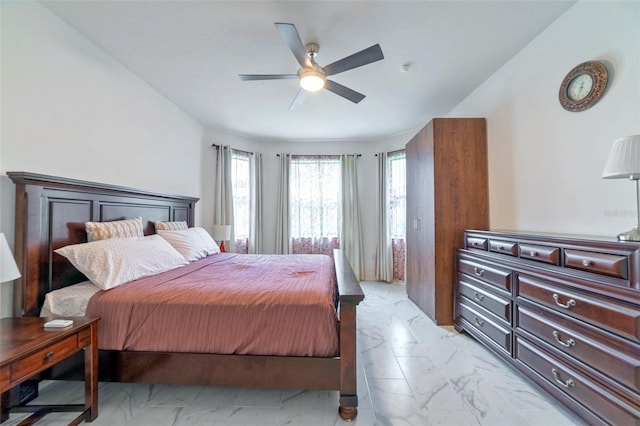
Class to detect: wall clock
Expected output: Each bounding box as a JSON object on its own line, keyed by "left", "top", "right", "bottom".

{"left": 559, "top": 61, "right": 608, "bottom": 112}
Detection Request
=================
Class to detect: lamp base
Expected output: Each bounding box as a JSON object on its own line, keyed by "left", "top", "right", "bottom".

{"left": 617, "top": 226, "right": 640, "bottom": 241}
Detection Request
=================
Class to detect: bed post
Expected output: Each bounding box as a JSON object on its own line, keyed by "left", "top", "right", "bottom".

{"left": 333, "top": 249, "right": 365, "bottom": 421}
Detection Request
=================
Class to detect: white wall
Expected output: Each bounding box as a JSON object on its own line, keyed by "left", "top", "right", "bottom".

{"left": 203, "top": 127, "right": 412, "bottom": 280}
{"left": 0, "top": 2, "right": 204, "bottom": 317}
{"left": 448, "top": 0, "right": 640, "bottom": 236}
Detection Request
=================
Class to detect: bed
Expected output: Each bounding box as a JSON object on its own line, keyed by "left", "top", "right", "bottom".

{"left": 7, "top": 171, "right": 364, "bottom": 420}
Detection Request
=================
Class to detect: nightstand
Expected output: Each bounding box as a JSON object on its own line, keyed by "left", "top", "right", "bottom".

{"left": 0, "top": 317, "right": 99, "bottom": 425}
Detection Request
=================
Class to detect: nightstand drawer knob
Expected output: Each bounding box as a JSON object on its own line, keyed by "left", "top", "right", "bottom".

{"left": 45, "top": 351, "right": 55, "bottom": 360}
{"left": 581, "top": 259, "right": 592, "bottom": 267}
{"left": 473, "top": 267, "right": 485, "bottom": 277}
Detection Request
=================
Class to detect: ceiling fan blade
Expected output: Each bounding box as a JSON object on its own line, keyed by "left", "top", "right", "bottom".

{"left": 275, "top": 23, "right": 310, "bottom": 67}
{"left": 323, "top": 44, "right": 384, "bottom": 76}
{"left": 239, "top": 74, "right": 298, "bottom": 81}
{"left": 289, "top": 88, "right": 307, "bottom": 110}
{"left": 324, "top": 80, "right": 366, "bottom": 104}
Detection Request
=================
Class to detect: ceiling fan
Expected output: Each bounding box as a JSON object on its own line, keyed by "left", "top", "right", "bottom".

{"left": 239, "top": 23, "right": 384, "bottom": 109}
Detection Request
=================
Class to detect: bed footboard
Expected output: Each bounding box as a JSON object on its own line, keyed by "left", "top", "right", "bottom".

{"left": 333, "top": 249, "right": 365, "bottom": 421}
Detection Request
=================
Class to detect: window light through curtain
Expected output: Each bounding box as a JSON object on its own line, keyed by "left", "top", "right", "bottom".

{"left": 388, "top": 150, "right": 406, "bottom": 281}
{"left": 290, "top": 155, "right": 341, "bottom": 256}
{"left": 231, "top": 150, "right": 250, "bottom": 253}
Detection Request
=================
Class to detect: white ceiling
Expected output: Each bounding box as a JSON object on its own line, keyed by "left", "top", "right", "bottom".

{"left": 41, "top": 0, "right": 575, "bottom": 142}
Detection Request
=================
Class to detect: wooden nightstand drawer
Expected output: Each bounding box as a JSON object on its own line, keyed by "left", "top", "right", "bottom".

{"left": 77, "top": 326, "right": 92, "bottom": 347}
{"left": 564, "top": 249, "right": 628, "bottom": 279}
{"left": 0, "top": 365, "right": 8, "bottom": 389}
{"left": 10, "top": 335, "right": 78, "bottom": 384}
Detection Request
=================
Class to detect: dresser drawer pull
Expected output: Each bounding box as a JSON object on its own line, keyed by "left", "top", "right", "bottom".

{"left": 581, "top": 259, "right": 592, "bottom": 267}
{"left": 473, "top": 292, "right": 485, "bottom": 302}
{"left": 473, "top": 267, "right": 485, "bottom": 277}
{"left": 552, "top": 330, "right": 576, "bottom": 348}
{"left": 551, "top": 368, "right": 575, "bottom": 388}
{"left": 45, "top": 351, "right": 55, "bottom": 361}
{"left": 552, "top": 293, "right": 576, "bottom": 309}
{"left": 529, "top": 250, "right": 537, "bottom": 257}
{"left": 474, "top": 317, "right": 485, "bottom": 327}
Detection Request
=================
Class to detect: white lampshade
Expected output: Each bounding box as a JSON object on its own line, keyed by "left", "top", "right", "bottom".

{"left": 212, "top": 225, "right": 231, "bottom": 241}
{"left": 0, "top": 233, "right": 21, "bottom": 283}
{"left": 602, "top": 135, "right": 640, "bottom": 179}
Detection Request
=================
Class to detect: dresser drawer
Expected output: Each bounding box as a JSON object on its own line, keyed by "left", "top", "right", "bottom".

{"left": 564, "top": 249, "right": 628, "bottom": 280}
{"left": 516, "top": 337, "right": 640, "bottom": 425}
{"left": 458, "top": 257, "right": 512, "bottom": 293}
{"left": 466, "top": 236, "right": 488, "bottom": 250}
{"left": 459, "top": 278, "right": 510, "bottom": 322}
{"left": 459, "top": 301, "right": 511, "bottom": 353}
{"left": 517, "top": 306, "right": 640, "bottom": 392}
{"left": 519, "top": 243, "right": 560, "bottom": 265}
{"left": 489, "top": 239, "right": 518, "bottom": 256}
{"left": 0, "top": 365, "right": 8, "bottom": 390}
{"left": 10, "top": 335, "right": 78, "bottom": 384}
{"left": 517, "top": 273, "right": 640, "bottom": 342}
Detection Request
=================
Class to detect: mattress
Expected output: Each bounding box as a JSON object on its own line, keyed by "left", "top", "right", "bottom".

{"left": 85, "top": 253, "right": 339, "bottom": 357}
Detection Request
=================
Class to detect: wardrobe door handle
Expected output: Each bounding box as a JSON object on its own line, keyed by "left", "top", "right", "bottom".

{"left": 552, "top": 330, "right": 576, "bottom": 348}
{"left": 552, "top": 368, "right": 575, "bottom": 388}
{"left": 552, "top": 293, "right": 576, "bottom": 309}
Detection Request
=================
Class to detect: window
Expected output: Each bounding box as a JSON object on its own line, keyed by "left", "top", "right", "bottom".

{"left": 231, "top": 150, "right": 250, "bottom": 253}
{"left": 388, "top": 151, "right": 406, "bottom": 239}
{"left": 388, "top": 150, "right": 406, "bottom": 280}
{"left": 289, "top": 155, "right": 341, "bottom": 255}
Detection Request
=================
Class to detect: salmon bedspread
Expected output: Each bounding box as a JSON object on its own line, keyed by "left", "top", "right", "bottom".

{"left": 86, "top": 253, "right": 339, "bottom": 357}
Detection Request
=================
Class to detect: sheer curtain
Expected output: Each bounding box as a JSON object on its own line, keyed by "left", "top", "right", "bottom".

{"left": 249, "top": 152, "right": 263, "bottom": 254}
{"left": 376, "top": 152, "right": 393, "bottom": 282}
{"left": 341, "top": 154, "right": 364, "bottom": 280}
{"left": 290, "top": 155, "right": 340, "bottom": 256}
{"left": 275, "top": 154, "right": 291, "bottom": 254}
{"left": 214, "top": 145, "right": 235, "bottom": 252}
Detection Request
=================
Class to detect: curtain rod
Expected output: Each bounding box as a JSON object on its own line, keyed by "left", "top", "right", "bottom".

{"left": 276, "top": 154, "right": 361, "bottom": 157}
{"left": 211, "top": 143, "right": 253, "bottom": 155}
{"left": 375, "top": 148, "right": 406, "bottom": 157}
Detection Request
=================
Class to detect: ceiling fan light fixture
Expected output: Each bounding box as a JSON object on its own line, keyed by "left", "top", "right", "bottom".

{"left": 298, "top": 68, "right": 325, "bottom": 92}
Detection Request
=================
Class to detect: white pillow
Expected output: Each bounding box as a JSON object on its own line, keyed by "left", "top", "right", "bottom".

{"left": 158, "top": 227, "right": 220, "bottom": 262}
{"left": 85, "top": 217, "right": 144, "bottom": 242}
{"left": 55, "top": 235, "right": 188, "bottom": 290}
{"left": 154, "top": 220, "right": 188, "bottom": 231}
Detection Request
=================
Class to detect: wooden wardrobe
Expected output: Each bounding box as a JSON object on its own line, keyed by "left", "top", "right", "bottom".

{"left": 405, "top": 118, "right": 488, "bottom": 325}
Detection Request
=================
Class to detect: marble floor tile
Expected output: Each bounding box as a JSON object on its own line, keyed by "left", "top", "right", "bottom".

{"left": 3, "top": 281, "right": 583, "bottom": 426}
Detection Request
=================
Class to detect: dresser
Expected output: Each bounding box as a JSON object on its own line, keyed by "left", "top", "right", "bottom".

{"left": 405, "top": 118, "right": 488, "bottom": 325}
{"left": 455, "top": 230, "right": 640, "bottom": 425}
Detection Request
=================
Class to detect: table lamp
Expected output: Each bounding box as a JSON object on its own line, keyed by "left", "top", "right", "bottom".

{"left": 1, "top": 232, "right": 21, "bottom": 285}
{"left": 212, "top": 225, "right": 231, "bottom": 252}
{"left": 602, "top": 134, "right": 640, "bottom": 241}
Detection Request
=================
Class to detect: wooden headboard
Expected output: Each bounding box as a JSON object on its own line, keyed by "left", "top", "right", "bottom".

{"left": 8, "top": 172, "right": 198, "bottom": 316}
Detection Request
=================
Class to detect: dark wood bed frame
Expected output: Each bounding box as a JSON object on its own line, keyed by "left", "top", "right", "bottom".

{"left": 8, "top": 171, "right": 365, "bottom": 421}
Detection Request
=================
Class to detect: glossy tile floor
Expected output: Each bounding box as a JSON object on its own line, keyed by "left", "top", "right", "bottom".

{"left": 5, "top": 281, "right": 581, "bottom": 426}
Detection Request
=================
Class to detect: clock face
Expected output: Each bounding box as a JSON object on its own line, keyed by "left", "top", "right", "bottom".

{"left": 559, "top": 61, "right": 608, "bottom": 112}
{"left": 567, "top": 73, "right": 594, "bottom": 101}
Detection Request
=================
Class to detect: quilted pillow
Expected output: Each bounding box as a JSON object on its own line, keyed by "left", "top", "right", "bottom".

{"left": 154, "top": 220, "right": 188, "bottom": 231}
{"left": 85, "top": 217, "right": 144, "bottom": 242}
{"left": 158, "top": 227, "right": 220, "bottom": 262}
{"left": 55, "top": 235, "right": 188, "bottom": 290}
